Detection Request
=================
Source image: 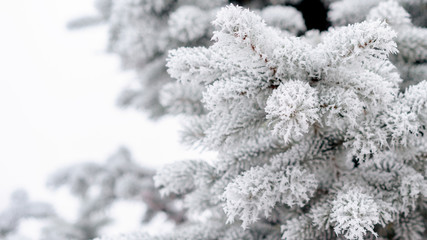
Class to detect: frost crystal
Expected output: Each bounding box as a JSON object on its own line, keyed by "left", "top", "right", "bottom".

{"left": 266, "top": 80, "right": 319, "bottom": 143}
{"left": 331, "top": 186, "right": 383, "bottom": 240}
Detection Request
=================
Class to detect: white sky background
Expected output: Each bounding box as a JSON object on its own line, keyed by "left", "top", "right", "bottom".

{"left": 0, "top": 0, "right": 207, "bottom": 237}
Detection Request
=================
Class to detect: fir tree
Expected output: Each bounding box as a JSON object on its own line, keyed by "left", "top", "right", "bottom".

{"left": 99, "top": 3, "right": 426, "bottom": 239}
{"left": 4, "top": 0, "right": 425, "bottom": 239}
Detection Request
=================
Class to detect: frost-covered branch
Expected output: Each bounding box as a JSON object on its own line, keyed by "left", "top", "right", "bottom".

{"left": 0, "top": 190, "right": 54, "bottom": 238}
